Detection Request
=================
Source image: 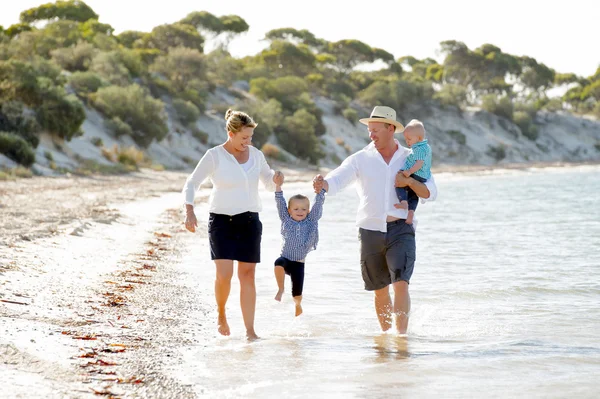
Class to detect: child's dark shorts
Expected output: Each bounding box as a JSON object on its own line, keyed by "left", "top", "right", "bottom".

{"left": 274, "top": 256, "right": 305, "bottom": 297}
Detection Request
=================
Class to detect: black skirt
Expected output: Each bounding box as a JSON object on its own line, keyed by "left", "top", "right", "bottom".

{"left": 208, "top": 212, "right": 263, "bottom": 263}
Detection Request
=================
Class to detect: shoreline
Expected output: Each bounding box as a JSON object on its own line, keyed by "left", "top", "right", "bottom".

{"left": 431, "top": 159, "right": 600, "bottom": 174}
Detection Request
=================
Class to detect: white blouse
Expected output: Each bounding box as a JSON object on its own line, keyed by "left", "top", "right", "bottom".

{"left": 325, "top": 140, "right": 438, "bottom": 232}
{"left": 183, "top": 145, "right": 276, "bottom": 215}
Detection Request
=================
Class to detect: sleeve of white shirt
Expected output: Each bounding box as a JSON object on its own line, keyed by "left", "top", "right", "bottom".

{"left": 182, "top": 150, "right": 215, "bottom": 207}
{"left": 325, "top": 155, "right": 358, "bottom": 196}
{"left": 421, "top": 174, "right": 438, "bottom": 203}
{"left": 258, "top": 150, "right": 276, "bottom": 192}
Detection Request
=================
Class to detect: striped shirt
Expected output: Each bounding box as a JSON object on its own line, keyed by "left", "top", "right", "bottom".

{"left": 403, "top": 139, "right": 432, "bottom": 179}
{"left": 276, "top": 189, "right": 326, "bottom": 262}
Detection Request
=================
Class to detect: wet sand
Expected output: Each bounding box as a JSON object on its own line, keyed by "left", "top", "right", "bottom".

{"left": 0, "top": 166, "right": 316, "bottom": 398}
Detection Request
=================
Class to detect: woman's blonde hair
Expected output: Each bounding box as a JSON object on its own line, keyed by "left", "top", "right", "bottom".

{"left": 225, "top": 109, "right": 257, "bottom": 133}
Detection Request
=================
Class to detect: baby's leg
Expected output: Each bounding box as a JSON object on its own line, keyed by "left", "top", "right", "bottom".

{"left": 394, "top": 186, "right": 408, "bottom": 209}
{"left": 406, "top": 187, "right": 420, "bottom": 224}
{"left": 290, "top": 262, "right": 305, "bottom": 316}
{"left": 274, "top": 258, "right": 287, "bottom": 301}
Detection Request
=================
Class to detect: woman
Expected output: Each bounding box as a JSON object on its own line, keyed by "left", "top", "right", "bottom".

{"left": 183, "top": 109, "right": 283, "bottom": 340}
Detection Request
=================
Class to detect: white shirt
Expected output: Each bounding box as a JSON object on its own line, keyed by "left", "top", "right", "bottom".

{"left": 325, "top": 140, "right": 438, "bottom": 232}
{"left": 183, "top": 145, "right": 276, "bottom": 215}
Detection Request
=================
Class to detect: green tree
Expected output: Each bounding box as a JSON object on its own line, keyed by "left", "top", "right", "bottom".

{"left": 5, "top": 23, "right": 33, "bottom": 38}
{"left": 258, "top": 40, "right": 316, "bottom": 77}
{"left": 20, "top": 0, "right": 98, "bottom": 24}
{"left": 326, "top": 39, "right": 374, "bottom": 74}
{"left": 518, "top": 56, "right": 555, "bottom": 94}
{"left": 136, "top": 23, "right": 204, "bottom": 53}
{"left": 264, "top": 28, "right": 325, "bottom": 51}
{"left": 180, "top": 11, "right": 224, "bottom": 38}
{"left": 150, "top": 47, "right": 207, "bottom": 93}
{"left": 79, "top": 19, "right": 114, "bottom": 41}
{"left": 117, "top": 30, "right": 146, "bottom": 48}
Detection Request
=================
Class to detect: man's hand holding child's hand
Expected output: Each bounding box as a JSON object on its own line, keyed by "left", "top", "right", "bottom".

{"left": 273, "top": 171, "right": 284, "bottom": 187}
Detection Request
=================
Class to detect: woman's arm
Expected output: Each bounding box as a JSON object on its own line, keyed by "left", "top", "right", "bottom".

{"left": 182, "top": 150, "right": 215, "bottom": 207}
{"left": 258, "top": 150, "right": 277, "bottom": 191}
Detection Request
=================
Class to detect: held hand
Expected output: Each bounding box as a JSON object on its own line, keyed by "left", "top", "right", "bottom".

{"left": 395, "top": 172, "right": 412, "bottom": 188}
{"left": 402, "top": 170, "right": 411, "bottom": 178}
{"left": 312, "top": 174, "right": 328, "bottom": 193}
{"left": 184, "top": 210, "right": 198, "bottom": 233}
{"left": 273, "top": 171, "right": 284, "bottom": 186}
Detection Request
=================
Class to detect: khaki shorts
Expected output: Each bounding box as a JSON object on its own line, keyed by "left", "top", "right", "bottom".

{"left": 358, "top": 221, "right": 416, "bottom": 291}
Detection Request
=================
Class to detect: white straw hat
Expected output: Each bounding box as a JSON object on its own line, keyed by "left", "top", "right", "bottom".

{"left": 359, "top": 106, "right": 404, "bottom": 133}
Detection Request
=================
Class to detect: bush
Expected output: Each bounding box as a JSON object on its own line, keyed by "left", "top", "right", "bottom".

{"left": 342, "top": 108, "right": 358, "bottom": 124}
{"left": 36, "top": 88, "right": 85, "bottom": 140}
{"left": 238, "top": 98, "right": 283, "bottom": 148}
{"left": 482, "top": 95, "right": 513, "bottom": 120}
{"left": 0, "top": 101, "right": 40, "bottom": 148}
{"left": 117, "top": 146, "right": 145, "bottom": 168}
{"left": 89, "top": 51, "right": 130, "bottom": 86}
{"left": 447, "top": 130, "right": 466, "bottom": 145}
{"left": 190, "top": 126, "right": 208, "bottom": 144}
{"left": 0, "top": 132, "right": 36, "bottom": 166}
{"left": 50, "top": 41, "right": 97, "bottom": 72}
{"left": 261, "top": 143, "right": 286, "bottom": 161}
{"left": 91, "top": 84, "right": 168, "bottom": 147}
{"left": 275, "top": 109, "right": 323, "bottom": 163}
{"left": 104, "top": 117, "right": 133, "bottom": 137}
{"left": 434, "top": 84, "right": 468, "bottom": 109}
{"left": 69, "top": 71, "right": 104, "bottom": 97}
{"left": 172, "top": 99, "right": 200, "bottom": 125}
{"left": 91, "top": 136, "right": 103, "bottom": 146}
{"left": 513, "top": 111, "right": 539, "bottom": 141}
{"left": 487, "top": 144, "right": 506, "bottom": 162}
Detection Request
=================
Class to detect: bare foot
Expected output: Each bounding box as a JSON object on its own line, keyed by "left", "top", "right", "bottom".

{"left": 406, "top": 210, "right": 414, "bottom": 225}
{"left": 246, "top": 330, "right": 259, "bottom": 341}
{"left": 295, "top": 304, "right": 303, "bottom": 317}
{"left": 217, "top": 315, "right": 230, "bottom": 336}
{"left": 394, "top": 201, "right": 408, "bottom": 209}
{"left": 274, "top": 290, "right": 283, "bottom": 302}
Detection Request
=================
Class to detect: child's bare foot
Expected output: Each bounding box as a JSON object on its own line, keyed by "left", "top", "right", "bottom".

{"left": 394, "top": 201, "right": 408, "bottom": 209}
{"left": 217, "top": 314, "right": 230, "bottom": 336}
{"left": 246, "top": 330, "right": 259, "bottom": 341}
{"left": 406, "top": 210, "right": 414, "bottom": 225}
{"left": 274, "top": 290, "right": 283, "bottom": 302}
{"left": 293, "top": 296, "right": 303, "bottom": 317}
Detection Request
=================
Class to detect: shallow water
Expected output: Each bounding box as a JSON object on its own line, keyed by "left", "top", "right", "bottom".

{"left": 175, "top": 165, "right": 600, "bottom": 398}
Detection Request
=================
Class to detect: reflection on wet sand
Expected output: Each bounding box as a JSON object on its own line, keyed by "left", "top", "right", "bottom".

{"left": 372, "top": 334, "right": 410, "bottom": 363}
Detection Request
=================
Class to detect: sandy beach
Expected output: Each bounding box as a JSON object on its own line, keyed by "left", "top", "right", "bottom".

{"left": 0, "top": 165, "right": 318, "bottom": 398}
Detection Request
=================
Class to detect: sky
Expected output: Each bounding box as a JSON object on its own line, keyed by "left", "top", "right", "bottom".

{"left": 1, "top": 0, "right": 598, "bottom": 77}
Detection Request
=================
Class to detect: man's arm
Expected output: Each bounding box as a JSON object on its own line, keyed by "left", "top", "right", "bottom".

{"left": 395, "top": 172, "right": 437, "bottom": 200}
{"left": 315, "top": 155, "right": 357, "bottom": 196}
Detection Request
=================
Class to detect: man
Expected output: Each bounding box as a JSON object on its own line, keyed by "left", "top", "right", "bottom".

{"left": 313, "top": 106, "right": 437, "bottom": 334}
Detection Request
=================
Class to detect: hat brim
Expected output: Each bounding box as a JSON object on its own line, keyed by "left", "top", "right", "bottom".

{"left": 359, "top": 118, "right": 404, "bottom": 133}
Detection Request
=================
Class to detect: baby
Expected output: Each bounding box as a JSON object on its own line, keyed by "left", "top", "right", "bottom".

{"left": 394, "top": 119, "right": 432, "bottom": 225}
{"left": 273, "top": 173, "right": 326, "bottom": 317}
